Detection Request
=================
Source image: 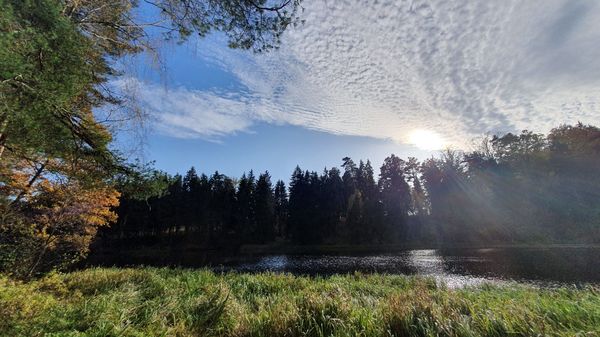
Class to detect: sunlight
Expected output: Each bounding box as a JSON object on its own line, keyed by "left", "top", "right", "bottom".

{"left": 409, "top": 130, "right": 446, "bottom": 150}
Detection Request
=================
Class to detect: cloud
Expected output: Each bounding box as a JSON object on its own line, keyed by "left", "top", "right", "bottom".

{"left": 135, "top": 0, "right": 600, "bottom": 147}
{"left": 114, "top": 78, "right": 258, "bottom": 141}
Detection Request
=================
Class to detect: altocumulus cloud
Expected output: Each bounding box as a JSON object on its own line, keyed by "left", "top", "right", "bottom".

{"left": 133, "top": 0, "right": 600, "bottom": 146}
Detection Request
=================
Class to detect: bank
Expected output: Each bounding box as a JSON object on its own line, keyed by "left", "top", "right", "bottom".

{"left": 2, "top": 267, "right": 599, "bottom": 336}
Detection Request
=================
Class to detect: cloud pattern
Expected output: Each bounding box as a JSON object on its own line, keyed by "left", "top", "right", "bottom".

{"left": 137, "top": 0, "right": 600, "bottom": 146}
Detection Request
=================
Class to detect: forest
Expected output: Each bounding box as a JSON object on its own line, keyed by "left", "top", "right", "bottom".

{"left": 105, "top": 124, "right": 600, "bottom": 250}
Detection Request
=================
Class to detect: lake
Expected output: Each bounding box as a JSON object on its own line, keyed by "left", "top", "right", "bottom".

{"left": 87, "top": 246, "right": 600, "bottom": 288}
{"left": 213, "top": 246, "right": 599, "bottom": 288}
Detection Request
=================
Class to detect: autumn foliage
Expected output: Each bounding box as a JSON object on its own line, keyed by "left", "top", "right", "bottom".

{"left": 0, "top": 158, "right": 119, "bottom": 278}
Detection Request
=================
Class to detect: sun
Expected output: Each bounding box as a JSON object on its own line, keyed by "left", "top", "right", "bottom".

{"left": 409, "top": 129, "right": 446, "bottom": 150}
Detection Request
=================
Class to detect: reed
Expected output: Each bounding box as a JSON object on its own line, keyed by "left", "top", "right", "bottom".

{"left": 1, "top": 267, "right": 598, "bottom": 336}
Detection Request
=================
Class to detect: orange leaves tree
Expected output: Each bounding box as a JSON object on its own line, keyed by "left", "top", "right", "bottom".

{"left": 1, "top": 158, "right": 119, "bottom": 278}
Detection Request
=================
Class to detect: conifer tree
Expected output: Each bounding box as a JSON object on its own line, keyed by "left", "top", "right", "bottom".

{"left": 273, "top": 180, "right": 289, "bottom": 238}
{"left": 379, "top": 155, "right": 412, "bottom": 241}
{"left": 254, "top": 172, "right": 276, "bottom": 243}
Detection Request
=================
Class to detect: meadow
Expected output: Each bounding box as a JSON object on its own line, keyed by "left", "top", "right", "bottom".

{"left": 1, "top": 267, "right": 599, "bottom": 337}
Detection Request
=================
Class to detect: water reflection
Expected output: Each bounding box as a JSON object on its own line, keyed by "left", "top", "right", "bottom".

{"left": 87, "top": 246, "right": 600, "bottom": 288}
{"left": 217, "top": 247, "right": 599, "bottom": 288}
{"left": 406, "top": 250, "right": 503, "bottom": 288}
{"left": 225, "top": 250, "right": 506, "bottom": 288}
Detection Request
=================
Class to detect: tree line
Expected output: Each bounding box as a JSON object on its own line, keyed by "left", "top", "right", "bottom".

{"left": 105, "top": 156, "right": 421, "bottom": 246}
{"left": 102, "top": 123, "right": 600, "bottom": 248}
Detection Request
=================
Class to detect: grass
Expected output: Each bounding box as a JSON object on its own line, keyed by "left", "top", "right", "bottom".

{"left": 1, "top": 268, "right": 599, "bottom": 337}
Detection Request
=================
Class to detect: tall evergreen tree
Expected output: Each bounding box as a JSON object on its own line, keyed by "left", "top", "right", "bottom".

{"left": 182, "top": 167, "right": 201, "bottom": 233}
{"left": 379, "top": 155, "right": 412, "bottom": 241}
{"left": 208, "top": 171, "right": 235, "bottom": 241}
{"left": 321, "top": 167, "right": 345, "bottom": 241}
{"left": 254, "top": 172, "right": 276, "bottom": 243}
{"left": 166, "top": 174, "right": 184, "bottom": 236}
{"left": 341, "top": 157, "right": 358, "bottom": 202}
{"left": 273, "top": 180, "right": 288, "bottom": 238}
{"left": 288, "top": 166, "right": 310, "bottom": 243}
{"left": 235, "top": 171, "right": 256, "bottom": 240}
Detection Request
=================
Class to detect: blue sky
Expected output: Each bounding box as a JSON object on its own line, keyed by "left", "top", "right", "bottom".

{"left": 113, "top": 34, "right": 436, "bottom": 182}
{"left": 112, "top": 0, "right": 600, "bottom": 182}
{"left": 145, "top": 123, "right": 434, "bottom": 183}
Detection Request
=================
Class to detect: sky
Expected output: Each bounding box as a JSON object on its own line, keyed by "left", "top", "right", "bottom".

{"left": 113, "top": 0, "right": 600, "bottom": 182}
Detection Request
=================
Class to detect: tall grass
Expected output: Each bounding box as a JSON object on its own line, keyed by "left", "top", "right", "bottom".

{"left": 1, "top": 268, "right": 599, "bottom": 336}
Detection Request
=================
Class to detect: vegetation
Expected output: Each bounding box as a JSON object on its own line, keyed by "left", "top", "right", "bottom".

{"left": 3, "top": 2, "right": 596, "bottom": 335}
{"left": 104, "top": 123, "right": 600, "bottom": 254}
{"left": 0, "top": 0, "right": 302, "bottom": 278}
{"left": 1, "top": 267, "right": 598, "bottom": 336}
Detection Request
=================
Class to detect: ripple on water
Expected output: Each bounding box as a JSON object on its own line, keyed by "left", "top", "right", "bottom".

{"left": 216, "top": 247, "right": 600, "bottom": 289}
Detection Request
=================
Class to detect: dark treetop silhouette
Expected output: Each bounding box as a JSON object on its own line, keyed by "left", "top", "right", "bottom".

{"left": 101, "top": 123, "right": 600, "bottom": 252}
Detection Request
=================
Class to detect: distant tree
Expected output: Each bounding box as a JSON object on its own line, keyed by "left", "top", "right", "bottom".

{"left": 110, "top": 161, "right": 169, "bottom": 240}
{"left": 490, "top": 131, "right": 546, "bottom": 166}
{"left": 421, "top": 150, "right": 469, "bottom": 241}
{"left": 195, "top": 173, "right": 211, "bottom": 241}
{"left": 235, "top": 171, "right": 256, "bottom": 240}
{"left": 273, "top": 180, "right": 288, "bottom": 238}
{"left": 166, "top": 174, "right": 184, "bottom": 235}
{"left": 254, "top": 172, "right": 276, "bottom": 243}
{"left": 321, "top": 167, "right": 345, "bottom": 241}
{"left": 209, "top": 171, "right": 236, "bottom": 241}
{"left": 288, "top": 166, "right": 315, "bottom": 244}
{"left": 403, "top": 157, "right": 427, "bottom": 216}
{"left": 344, "top": 160, "right": 380, "bottom": 243}
{"left": 341, "top": 157, "right": 357, "bottom": 203}
{"left": 545, "top": 123, "right": 600, "bottom": 240}
{"left": 345, "top": 189, "right": 364, "bottom": 244}
{"left": 306, "top": 170, "right": 323, "bottom": 243}
{"left": 548, "top": 123, "right": 600, "bottom": 155}
{"left": 182, "top": 167, "right": 200, "bottom": 233}
{"left": 378, "top": 155, "right": 412, "bottom": 241}
{"left": 411, "top": 176, "right": 428, "bottom": 216}
{"left": 359, "top": 160, "right": 385, "bottom": 242}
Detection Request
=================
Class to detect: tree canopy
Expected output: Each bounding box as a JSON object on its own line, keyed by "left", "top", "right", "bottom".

{"left": 0, "top": 0, "right": 302, "bottom": 277}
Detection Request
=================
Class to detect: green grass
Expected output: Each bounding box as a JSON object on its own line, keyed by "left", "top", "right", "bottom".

{"left": 1, "top": 268, "right": 599, "bottom": 337}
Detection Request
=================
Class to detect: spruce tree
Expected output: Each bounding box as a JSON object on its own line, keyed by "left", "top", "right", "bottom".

{"left": 274, "top": 180, "right": 289, "bottom": 238}
{"left": 254, "top": 172, "right": 276, "bottom": 243}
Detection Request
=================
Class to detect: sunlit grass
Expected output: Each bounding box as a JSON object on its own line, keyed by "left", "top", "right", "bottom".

{"left": 1, "top": 268, "right": 599, "bottom": 336}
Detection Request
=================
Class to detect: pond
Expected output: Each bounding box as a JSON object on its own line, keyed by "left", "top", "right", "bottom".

{"left": 213, "top": 247, "right": 600, "bottom": 288}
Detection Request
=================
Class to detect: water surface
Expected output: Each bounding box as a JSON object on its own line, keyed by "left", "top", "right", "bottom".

{"left": 215, "top": 247, "right": 599, "bottom": 288}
